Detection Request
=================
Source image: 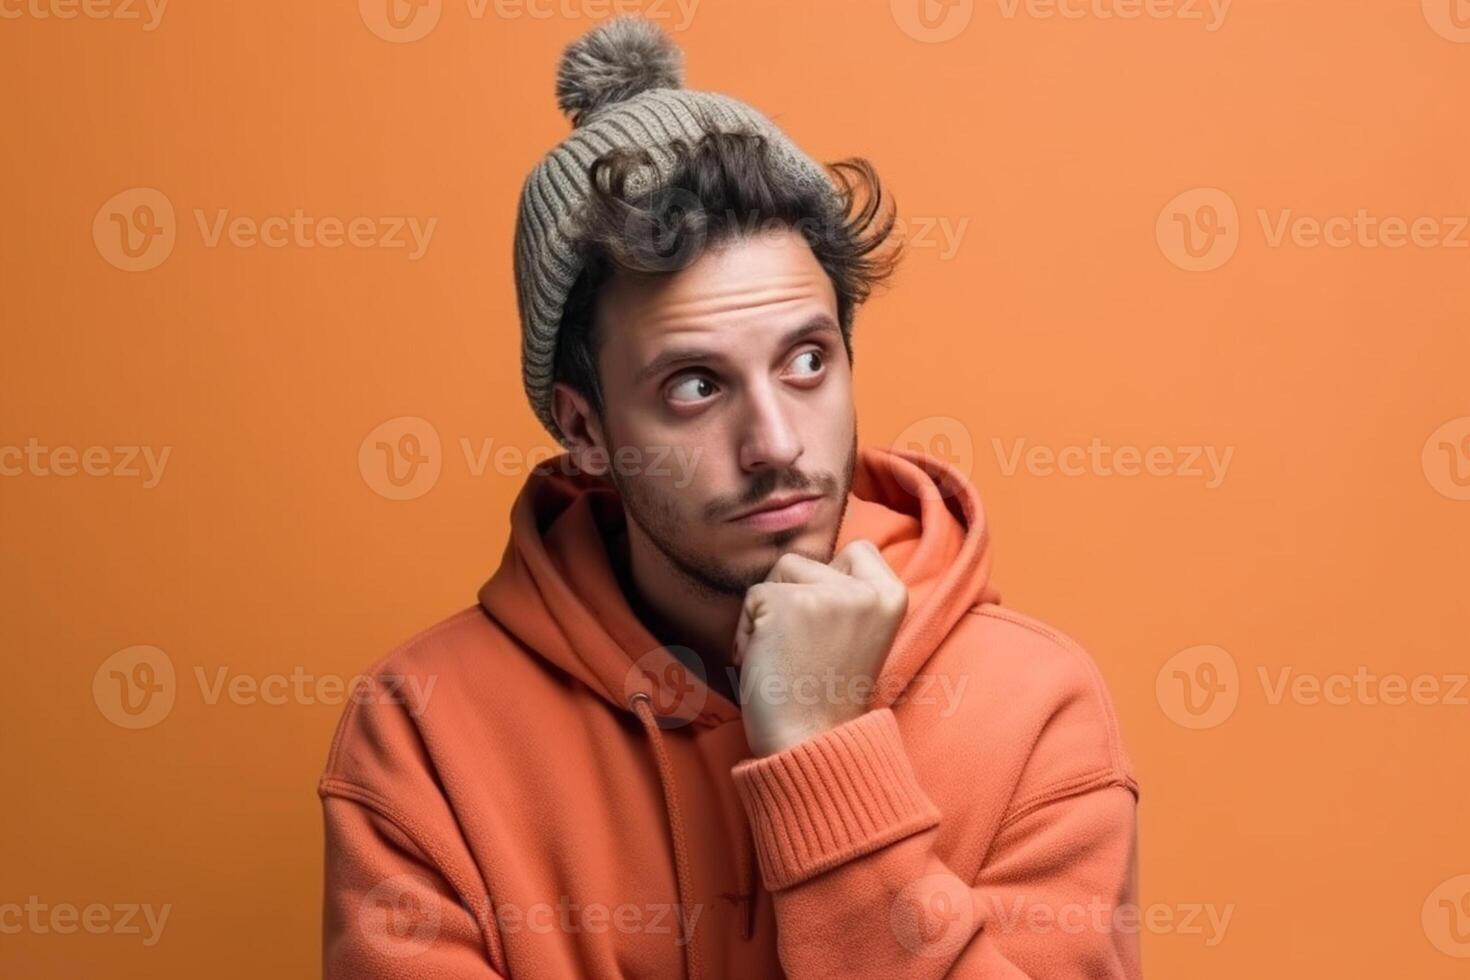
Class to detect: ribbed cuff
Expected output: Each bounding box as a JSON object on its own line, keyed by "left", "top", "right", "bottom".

{"left": 731, "top": 708, "right": 942, "bottom": 892}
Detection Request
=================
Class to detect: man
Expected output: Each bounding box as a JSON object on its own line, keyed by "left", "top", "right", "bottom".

{"left": 321, "top": 15, "right": 1140, "bottom": 978}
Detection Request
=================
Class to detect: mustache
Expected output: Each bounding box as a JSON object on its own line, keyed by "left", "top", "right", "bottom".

{"left": 712, "top": 468, "right": 839, "bottom": 521}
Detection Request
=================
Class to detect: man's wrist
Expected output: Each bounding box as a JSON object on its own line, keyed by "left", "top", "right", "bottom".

{"left": 753, "top": 705, "right": 868, "bottom": 757}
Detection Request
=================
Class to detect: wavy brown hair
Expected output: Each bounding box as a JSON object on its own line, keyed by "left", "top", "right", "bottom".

{"left": 553, "top": 120, "right": 903, "bottom": 422}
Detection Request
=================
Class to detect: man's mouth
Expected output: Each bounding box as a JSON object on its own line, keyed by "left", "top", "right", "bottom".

{"left": 727, "top": 492, "right": 825, "bottom": 531}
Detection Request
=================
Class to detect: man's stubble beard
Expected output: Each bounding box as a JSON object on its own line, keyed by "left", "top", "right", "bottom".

{"left": 609, "top": 428, "right": 859, "bottom": 599}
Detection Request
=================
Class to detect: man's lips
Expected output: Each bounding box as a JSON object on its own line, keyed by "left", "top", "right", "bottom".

{"left": 727, "top": 492, "right": 823, "bottom": 521}
{"left": 726, "top": 492, "right": 825, "bottom": 531}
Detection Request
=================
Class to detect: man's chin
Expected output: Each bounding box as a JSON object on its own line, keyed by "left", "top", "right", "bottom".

{"left": 722, "top": 517, "right": 836, "bottom": 563}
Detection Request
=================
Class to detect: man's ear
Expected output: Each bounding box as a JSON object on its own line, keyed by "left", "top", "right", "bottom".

{"left": 551, "top": 381, "right": 610, "bottom": 476}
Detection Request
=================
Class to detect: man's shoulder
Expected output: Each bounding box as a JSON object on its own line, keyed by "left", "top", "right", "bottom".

{"left": 353, "top": 605, "right": 500, "bottom": 683}
{"left": 956, "top": 603, "right": 1125, "bottom": 714}
{"left": 316, "top": 604, "right": 523, "bottom": 795}
{"left": 920, "top": 602, "right": 1138, "bottom": 804}
{"left": 336, "top": 604, "right": 503, "bottom": 710}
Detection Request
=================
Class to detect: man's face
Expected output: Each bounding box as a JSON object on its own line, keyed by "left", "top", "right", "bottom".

{"left": 556, "top": 225, "right": 858, "bottom": 597}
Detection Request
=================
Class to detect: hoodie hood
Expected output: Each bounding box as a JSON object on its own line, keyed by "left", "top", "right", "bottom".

{"left": 477, "top": 443, "right": 1000, "bottom": 728}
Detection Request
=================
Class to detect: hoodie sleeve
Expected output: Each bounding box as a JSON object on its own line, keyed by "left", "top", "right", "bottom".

{"left": 321, "top": 790, "right": 508, "bottom": 979}
{"left": 730, "top": 707, "right": 1141, "bottom": 979}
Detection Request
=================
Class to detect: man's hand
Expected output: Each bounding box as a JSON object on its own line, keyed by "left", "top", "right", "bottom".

{"left": 734, "top": 539, "right": 909, "bottom": 757}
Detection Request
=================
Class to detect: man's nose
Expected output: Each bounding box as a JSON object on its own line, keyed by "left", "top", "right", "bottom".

{"left": 737, "top": 380, "right": 803, "bottom": 473}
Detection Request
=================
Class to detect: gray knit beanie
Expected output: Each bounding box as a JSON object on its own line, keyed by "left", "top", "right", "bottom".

{"left": 513, "top": 14, "right": 843, "bottom": 447}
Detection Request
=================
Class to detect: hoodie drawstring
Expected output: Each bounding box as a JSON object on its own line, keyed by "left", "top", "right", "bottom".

{"left": 745, "top": 835, "right": 756, "bottom": 938}
{"left": 630, "top": 693, "right": 703, "bottom": 980}
{"left": 726, "top": 819, "right": 756, "bottom": 940}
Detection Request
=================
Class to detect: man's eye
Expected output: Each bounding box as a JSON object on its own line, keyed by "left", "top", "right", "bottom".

{"left": 789, "top": 349, "right": 825, "bottom": 377}
{"left": 668, "top": 375, "right": 717, "bottom": 404}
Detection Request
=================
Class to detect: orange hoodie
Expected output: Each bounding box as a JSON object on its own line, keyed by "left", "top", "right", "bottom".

{"left": 319, "top": 445, "right": 1141, "bottom": 978}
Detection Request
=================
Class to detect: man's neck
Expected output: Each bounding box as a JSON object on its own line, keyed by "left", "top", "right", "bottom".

{"left": 606, "top": 522, "right": 744, "bottom": 705}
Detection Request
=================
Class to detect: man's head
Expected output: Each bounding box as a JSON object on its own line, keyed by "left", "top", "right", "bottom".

{"left": 550, "top": 128, "right": 900, "bottom": 596}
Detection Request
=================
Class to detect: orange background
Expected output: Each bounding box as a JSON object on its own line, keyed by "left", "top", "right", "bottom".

{"left": 4, "top": 1, "right": 1470, "bottom": 976}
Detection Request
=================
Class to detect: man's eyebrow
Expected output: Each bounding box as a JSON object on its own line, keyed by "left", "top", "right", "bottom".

{"left": 633, "top": 314, "right": 841, "bottom": 387}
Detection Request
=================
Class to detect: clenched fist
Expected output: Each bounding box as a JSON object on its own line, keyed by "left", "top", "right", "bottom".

{"left": 734, "top": 539, "right": 909, "bottom": 757}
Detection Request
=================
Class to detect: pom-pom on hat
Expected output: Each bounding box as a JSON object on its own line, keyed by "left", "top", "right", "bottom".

{"left": 513, "top": 15, "right": 841, "bottom": 447}
{"left": 554, "top": 15, "right": 686, "bottom": 126}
